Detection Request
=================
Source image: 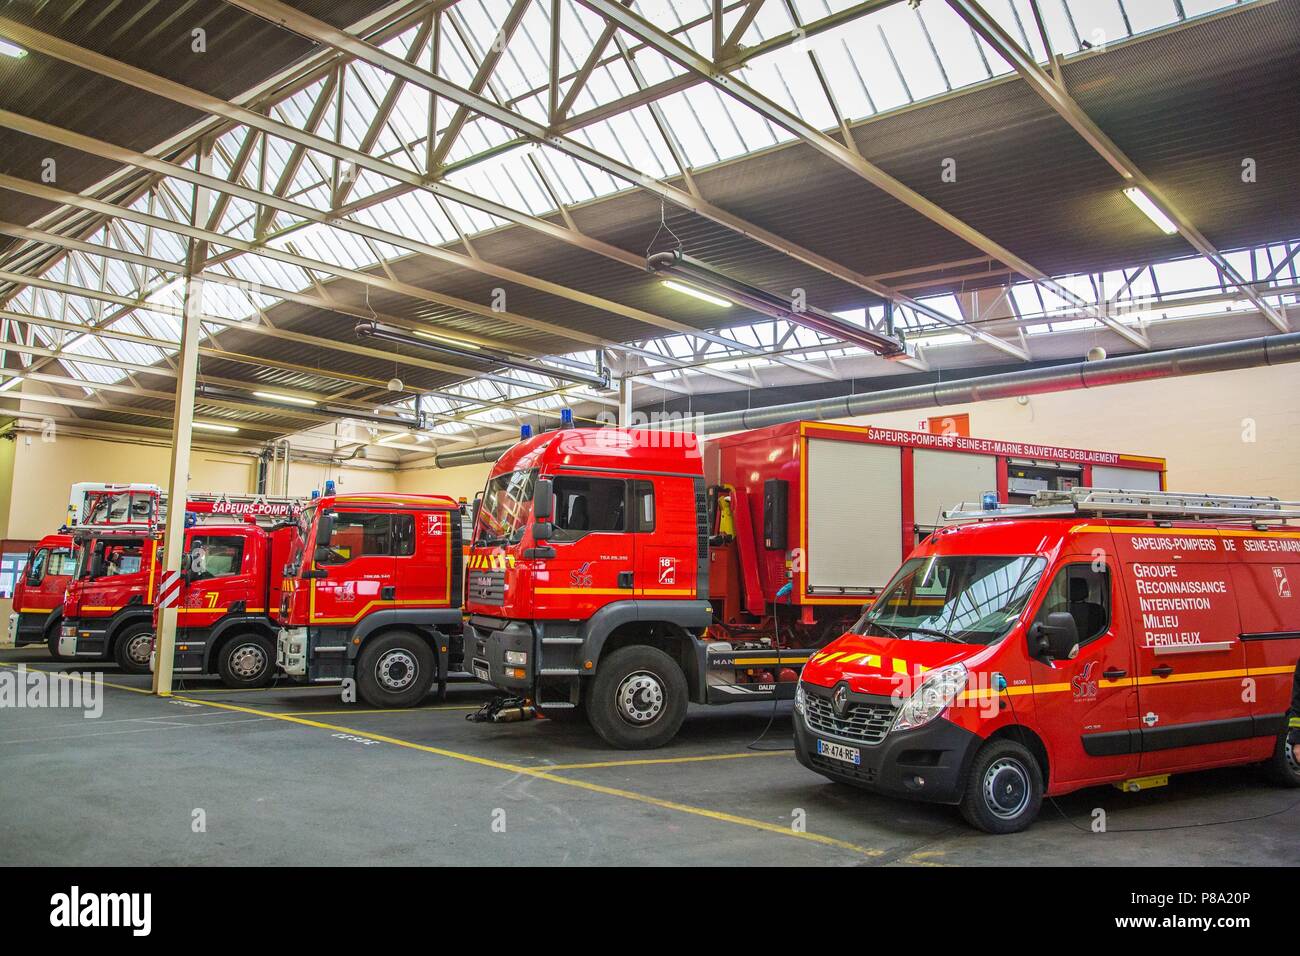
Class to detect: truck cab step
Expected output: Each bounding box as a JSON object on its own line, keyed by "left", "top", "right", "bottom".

{"left": 541, "top": 636, "right": 583, "bottom": 645}
{"left": 538, "top": 667, "right": 582, "bottom": 676}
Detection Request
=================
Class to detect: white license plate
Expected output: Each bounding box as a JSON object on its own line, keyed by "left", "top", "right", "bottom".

{"left": 472, "top": 660, "right": 490, "bottom": 682}
{"left": 816, "top": 739, "right": 861, "bottom": 766}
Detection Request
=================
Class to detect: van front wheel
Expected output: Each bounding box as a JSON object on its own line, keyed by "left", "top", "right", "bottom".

{"left": 586, "top": 645, "right": 687, "bottom": 750}
{"left": 959, "top": 739, "right": 1043, "bottom": 834}
{"left": 1262, "top": 732, "right": 1300, "bottom": 788}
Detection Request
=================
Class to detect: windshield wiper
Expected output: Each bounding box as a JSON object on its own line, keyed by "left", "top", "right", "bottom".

{"left": 903, "top": 625, "right": 966, "bottom": 644}
{"left": 864, "top": 619, "right": 905, "bottom": 641}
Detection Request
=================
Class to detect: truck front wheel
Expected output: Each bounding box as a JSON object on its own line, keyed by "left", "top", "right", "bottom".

{"left": 586, "top": 645, "right": 688, "bottom": 750}
{"left": 217, "top": 635, "right": 276, "bottom": 688}
{"left": 356, "top": 632, "right": 435, "bottom": 708}
{"left": 959, "top": 738, "right": 1044, "bottom": 834}
{"left": 45, "top": 617, "right": 65, "bottom": 661}
{"left": 113, "top": 623, "right": 154, "bottom": 675}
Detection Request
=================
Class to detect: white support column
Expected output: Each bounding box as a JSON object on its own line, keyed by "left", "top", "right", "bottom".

{"left": 617, "top": 375, "right": 633, "bottom": 427}
{"left": 152, "top": 137, "right": 212, "bottom": 697}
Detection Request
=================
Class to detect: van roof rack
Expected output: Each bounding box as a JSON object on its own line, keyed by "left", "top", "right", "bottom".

{"left": 943, "top": 487, "right": 1300, "bottom": 525}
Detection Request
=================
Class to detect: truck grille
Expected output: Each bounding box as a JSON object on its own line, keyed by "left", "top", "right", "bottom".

{"left": 804, "top": 693, "right": 894, "bottom": 745}
{"left": 467, "top": 569, "right": 505, "bottom": 605}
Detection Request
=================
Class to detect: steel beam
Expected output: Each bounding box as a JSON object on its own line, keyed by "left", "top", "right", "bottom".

{"left": 946, "top": 0, "right": 1288, "bottom": 333}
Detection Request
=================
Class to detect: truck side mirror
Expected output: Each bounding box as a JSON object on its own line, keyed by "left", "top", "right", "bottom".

{"left": 1030, "top": 611, "right": 1080, "bottom": 662}
{"left": 532, "top": 479, "right": 553, "bottom": 521}
{"left": 533, "top": 522, "right": 553, "bottom": 541}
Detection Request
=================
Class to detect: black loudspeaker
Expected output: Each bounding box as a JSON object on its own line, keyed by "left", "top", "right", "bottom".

{"left": 763, "top": 479, "right": 788, "bottom": 550}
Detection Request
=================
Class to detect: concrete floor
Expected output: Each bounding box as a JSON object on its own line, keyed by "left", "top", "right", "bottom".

{"left": 1, "top": 646, "right": 1296, "bottom": 866}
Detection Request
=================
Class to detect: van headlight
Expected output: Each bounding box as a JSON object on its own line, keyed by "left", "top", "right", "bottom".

{"left": 793, "top": 683, "right": 807, "bottom": 716}
{"left": 892, "top": 663, "right": 967, "bottom": 733}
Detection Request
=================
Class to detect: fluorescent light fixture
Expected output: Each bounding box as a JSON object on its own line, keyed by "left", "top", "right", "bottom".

{"left": 660, "top": 279, "right": 731, "bottom": 309}
{"left": 0, "top": 39, "right": 27, "bottom": 59}
{"left": 194, "top": 422, "right": 239, "bottom": 433}
{"left": 1123, "top": 187, "right": 1177, "bottom": 235}
{"left": 253, "top": 390, "right": 317, "bottom": 407}
{"left": 414, "top": 329, "right": 480, "bottom": 350}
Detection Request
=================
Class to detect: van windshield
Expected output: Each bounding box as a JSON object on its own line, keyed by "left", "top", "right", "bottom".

{"left": 475, "top": 469, "right": 536, "bottom": 547}
{"left": 851, "top": 554, "right": 1046, "bottom": 646}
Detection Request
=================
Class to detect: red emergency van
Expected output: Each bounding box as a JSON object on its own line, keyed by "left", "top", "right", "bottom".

{"left": 6, "top": 533, "right": 76, "bottom": 656}
{"left": 793, "top": 488, "right": 1300, "bottom": 833}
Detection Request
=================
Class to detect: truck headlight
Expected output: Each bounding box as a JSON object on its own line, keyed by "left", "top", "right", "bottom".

{"left": 892, "top": 663, "right": 968, "bottom": 733}
{"left": 793, "top": 683, "right": 806, "bottom": 716}
{"left": 504, "top": 650, "right": 527, "bottom": 666}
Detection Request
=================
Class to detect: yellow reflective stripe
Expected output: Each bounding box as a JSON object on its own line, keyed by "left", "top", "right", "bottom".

{"left": 310, "top": 598, "right": 450, "bottom": 625}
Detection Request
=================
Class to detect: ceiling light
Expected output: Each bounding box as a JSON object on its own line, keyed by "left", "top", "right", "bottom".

{"left": 1122, "top": 187, "right": 1177, "bottom": 235}
{"left": 253, "top": 390, "right": 317, "bottom": 407}
{"left": 194, "top": 422, "right": 239, "bottom": 433}
{"left": 660, "top": 279, "right": 731, "bottom": 309}
{"left": 0, "top": 39, "right": 28, "bottom": 59}
{"left": 650, "top": 250, "right": 907, "bottom": 358}
{"left": 414, "top": 329, "right": 481, "bottom": 350}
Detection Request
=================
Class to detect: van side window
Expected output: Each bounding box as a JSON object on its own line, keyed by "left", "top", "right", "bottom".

{"left": 552, "top": 477, "right": 625, "bottom": 539}
{"left": 1036, "top": 564, "right": 1110, "bottom": 645}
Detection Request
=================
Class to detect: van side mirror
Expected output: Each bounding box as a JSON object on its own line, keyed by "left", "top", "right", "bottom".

{"left": 532, "top": 479, "right": 553, "bottom": 521}
{"left": 1030, "top": 611, "right": 1080, "bottom": 662}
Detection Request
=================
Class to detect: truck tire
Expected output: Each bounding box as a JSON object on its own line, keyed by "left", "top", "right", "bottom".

{"left": 356, "top": 631, "right": 435, "bottom": 709}
{"left": 1262, "top": 732, "right": 1300, "bottom": 788}
{"left": 959, "top": 738, "right": 1043, "bottom": 834}
{"left": 45, "top": 618, "right": 65, "bottom": 661}
{"left": 586, "top": 645, "right": 688, "bottom": 750}
{"left": 113, "top": 623, "right": 154, "bottom": 675}
{"left": 216, "top": 635, "right": 276, "bottom": 688}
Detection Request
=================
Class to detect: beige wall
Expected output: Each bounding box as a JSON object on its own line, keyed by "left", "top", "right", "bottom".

{"left": 2, "top": 433, "right": 395, "bottom": 540}
{"left": 394, "top": 460, "right": 493, "bottom": 502}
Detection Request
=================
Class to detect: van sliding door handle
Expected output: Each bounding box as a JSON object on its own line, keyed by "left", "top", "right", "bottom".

{"left": 1102, "top": 668, "right": 1127, "bottom": 679}
{"left": 1151, "top": 665, "right": 1174, "bottom": 678}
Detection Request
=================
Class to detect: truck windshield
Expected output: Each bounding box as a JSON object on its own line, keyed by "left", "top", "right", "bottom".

{"left": 475, "top": 469, "right": 536, "bottom": 546}
{"left": 852, "top": 554, "right": 1046, "bottom": 646}
{"left": 284, "top": 506, "right": 313, "bottom": 576}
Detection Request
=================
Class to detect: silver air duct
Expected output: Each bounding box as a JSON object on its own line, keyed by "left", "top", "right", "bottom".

{"left": 432, "top": 331, "right": 1300, "bottom": 469}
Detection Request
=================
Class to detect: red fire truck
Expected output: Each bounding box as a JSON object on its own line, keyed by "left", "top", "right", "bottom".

{"left": 794, "top": 488, "right": 1300, "bottom": 833}
{"left": 151, "top": 520, "right": 300, "bottom": 686}
{"left": 58, "top": 488, "right": 299, "bottom": 683}
{"left": 463, "top": 421, "right": 1166, "bottom": 748}
{"left": 276, "top": 493, "right": 465, "bottom": 708}
{"left": 6, "top": 533, "right": 76, "bottom": 656}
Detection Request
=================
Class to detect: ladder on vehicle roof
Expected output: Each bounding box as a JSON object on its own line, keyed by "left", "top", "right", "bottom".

{"left": 943, "top": 487, "right": 1300, "bottom": 525}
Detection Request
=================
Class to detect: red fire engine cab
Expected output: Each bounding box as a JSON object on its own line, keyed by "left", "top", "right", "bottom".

{"left": 6, "top": 532, "right": 76, "bottom": 656}
{"left": 794, "top": 488, "right": 1300, "bottom": 833}
{"left": 58, "top": 487, "right": 299, "bottom": 685}
{"left": 276, "top": 493, "right": 465, "bottom": 708}
{"left": 151, "top": 519, "right": 300, "bottom": 687}
{"left": 463, "top": 421, "right": 1166, "bottom": 748}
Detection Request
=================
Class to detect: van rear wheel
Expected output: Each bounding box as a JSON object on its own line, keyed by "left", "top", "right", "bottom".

{"left": 959, "top": 739, "right": 1043, "bottom": 834}
{"left": 1262, "top": 732, "right": 1300, "bottom": 788}
{"left": 586, "top": 645, "right": 687, "bottom": 750}
{"left": 356, "top": 632, "right": 435, "bottom": 709}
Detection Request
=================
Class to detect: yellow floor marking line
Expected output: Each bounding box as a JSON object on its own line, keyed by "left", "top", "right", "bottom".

{"left": 173, "top": 684, "right": 333, "bottom": 694}
{"left": 542, "top": 751, "right": 787, "bottom": 771}
{"left": 0, "top": 661, "right": 151, "bottom": 695}
{"left": 172, "top": 693, "right": 883, "bottom": 859}
{"left": 282, "top": 704, "right": 479, "bottom": 716}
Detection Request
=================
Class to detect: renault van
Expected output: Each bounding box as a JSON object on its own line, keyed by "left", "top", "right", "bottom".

{"left": 793, "top": 488, "right": 1300, "bottom": 833}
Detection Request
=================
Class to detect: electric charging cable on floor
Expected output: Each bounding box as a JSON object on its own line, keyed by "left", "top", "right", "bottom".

{"left": 747, "top": 581, "right": 796, "bottom": 752}
{"left": 994, "top": 673, "right": 1300, "bottom": 833}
